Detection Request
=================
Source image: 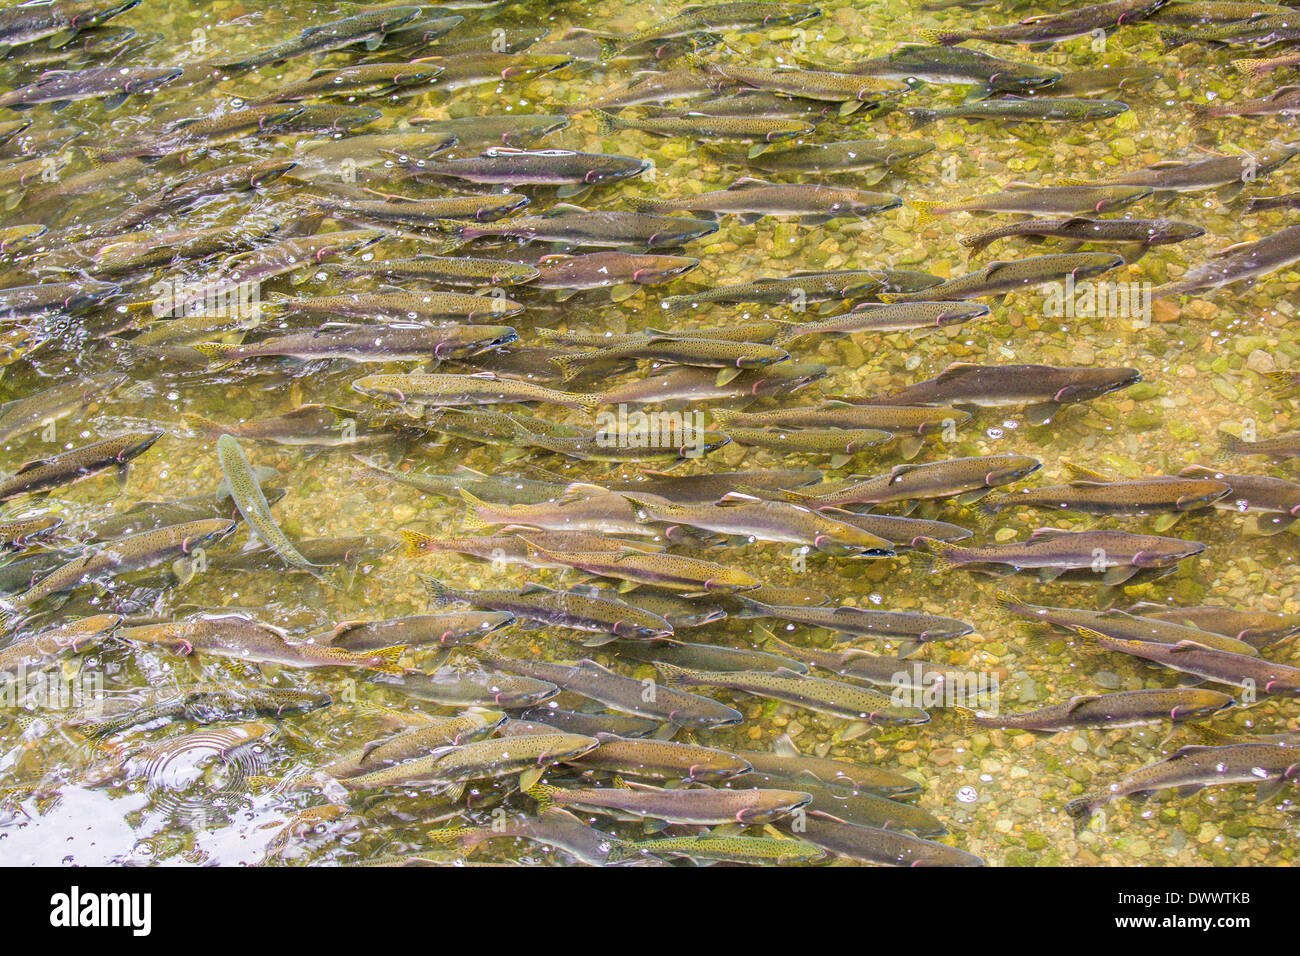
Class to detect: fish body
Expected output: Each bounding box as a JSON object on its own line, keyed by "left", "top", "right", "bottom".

{"left": 529, "top": 781, "right": 812, "bottom": 825}
{"left": 0, "top": 430, "right": 160, "bottom": 501}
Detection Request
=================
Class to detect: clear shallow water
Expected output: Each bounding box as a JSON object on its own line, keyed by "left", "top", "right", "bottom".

{"left": 0, "top": 0, "right": 1297, "bottom": 867}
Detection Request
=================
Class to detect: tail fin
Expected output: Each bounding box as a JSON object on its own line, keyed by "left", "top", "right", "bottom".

{"left": 1063, "top": 794, "right": 1099, "bottom": 820}
{"left": 191, "top": 342, "right": 243, "bottom": 369}
{"left": 526, "top": 783, "right": 559, "bottom": 812}
{"left": 904, "top": 108, "right": 939, "bottom": 129}
{"left": 419, "top": 575, "right": 458, "bottom": 607}
{"left": 710, "top": 408, "right": 739, "bottom": 428}
{"left": 570, "top": 391, "right": 600, "bottom": 417}
{"left": 916, "top": 28, "right": 961, "bottom": 45}
{"left": 653, "top": 661, "right": 692, "bottom": 686}
{"left": 457, "top": 488, "right": 493, "bottom": 529}
{"left": 1264, "top": 370, "right": 1298, "bottom": 400}
{"left": 916, "top": 537, "right": 964, "bottom": 573}
{"left": 399, "top": 529, "right": 436, "bottom": 558}
{"left": 949, "top": 705, "right": 981, "bottom": 735}
{"left": 910, "top": 199, "right": 944, "bottom": 226}
{"left": 180, "top": 412, "right": 224, "bottom": 436}
{"left": 593, "top": 109, "right": 621, "bottom": 135}
{"left": 366, "top": 644, "right": 407, "bottom": 675}
{"left": 994, "top": 589, "right": 1030, "bottom": 617}
{"left": 1230, "top": 57, "right": 1273, "bottom": 82}
{"left": 1159, "top": 30, "right": 1191, "bottom": 51}
{"left": 1218, "top": 433, "right": 1244, "bottom": 458}
{"left": 550, "top": 353, "right": 582, "bottom": 382}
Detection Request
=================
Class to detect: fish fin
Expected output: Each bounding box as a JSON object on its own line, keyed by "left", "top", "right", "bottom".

{"left": 949, "top": 706, "right": 980, "bottom": 734}
{"left": 653, "top": 661, "right": 691, "bottom": 686}
{"left": 1024, "top": 402, "right": 1060, "bottom": 426}
{"left": 367, "top": 645, "right": 407, "bottom": 675}
{"left": 418, "top": 574, "right": 458, "bottom": 608}
{"left": 1061, "top": 461, "right": 1108, "bottom": 481}
{"left": 399, "top": 529, "right": 435, "bottom": 558}
{"left": 1256, "top": 778, "right": 1286, "bottom": 802}
{"left": 909, "top": 199, "right": 943, "bottom": 226}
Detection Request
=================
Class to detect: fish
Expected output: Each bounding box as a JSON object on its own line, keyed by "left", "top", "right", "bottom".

{"left": 2, "top": 518, "right": 236, "bottom": 617}
{"left": 1231, "top": 50, "right": 1300, "bottom": 81}
{"left": 351, "top": 372, "right": 599, "bottom": 415}
{"left": 656, "top": 662, "right": 931, "bottom": 723}
{"left": 771, "top": 302, "right": 989, "bottom": 344}
{"left": 69, "top": 686, "right": 333, "bottom": 738}
{"left": 528, "top": 781, "right": 812, "bottom": 825}
{"left": 1220, "top": 429, "right": 1300, "bottom": 460}
{"left": 1057, "top": 626, "right": 1300, "bottom": 694}
{"left": 879, "top": 253, "right": 1125, "bottom": 305}
{"left": 266, "top": 289, "right": 523, "bottom": 322}
{"left": 741, "top": 138, "right": 935, "bottom": 180}
{"left": 1126, "top": 602, "right": 1300, "bottom": 649}
{"left": 743, "top": 770, "right": 945, "bottom": 833}
{"left": 906, "top": 97, "right": 1130, "bottom": 126}
{"left": 912, "top": 183, "right": 1153, "bottom": 221}
{"left": 0, "top": 280, "right": 121, "bottom": 318}
{"left": 0, "top": 613, "right": 120, "bottom": 677}
{"left": 0, "top": 0, "right": 139, "bottom": 52}
{"left": 412, "top": 53, "right": 574, "bottom": 92}
{"left": 954, "top": 687, "right": 1234, "bottom": 732}
{"left": 325, "top": 611, "right": 516, "bottom": 651}
{"left": 610, "top": 2, "right": 821, "bottom": 50}
{"left": 738, "top": 596, "right": 974, "bottom": 644}
{"left": 374, "top": 668, "right": 559, "bottom": 708}
{"left": 996, "top": 591, "right": 1260, "bottom": 655}
{"left": 0, "top": 515, "right": 62, "bottom": 550}
{"left": 222, "top": 7, "right": 424, "bottom": 70}
{"left": 565, "top": 732, "right": 752, "bottom": 782}
{"left": 660, "top": 269, "right": 941, "bottom": 311}
{"left": 737, "top": 736, "right": 921, "bottom": 795}
{"left": 1163, "top": 12, "right": 1300, "bottom": 46}
{"left": 517, "top": 542, "right": 763, "bottom": 594}
{"left": 325, "top": 255, "right": 540, "bottom": 287}
{"left": 981, "top": 464, "right": 1232, "bottom": 517}
{"left": 352, "top": 460, "right": 569, "bottom": 505}
{"left": 565, "top": 70, "right": 718, "bottom": 112}
{"left": 764, "top": 632, "right": 988, "bottom": 689}
{"left": 408, "top": 147, "right": 650, "bottom": 193}
{"left": 858, "top": 361, "right": 1140, "bottom": 423}
{"left": 531, "top": 252, "right": 699, "bottom": 296}
{"left": 715, "top": 425, "right": 894, "bottom": 462}
{"left": 250, "top": 62, "right": 443, "bottom": 103}
{"left": 480, "top": 652, "right": 743, "bottom": 727}
{"left": 421, "top": 576, "right": 673, "bottom": 641}
{"left": 184, "top": 405, "right": 396, "bottom": 450}
{"left": 1065, "top": 742, "right": 1300, "bottom": 820}
{"left": 920, "top": 528, "right": 1206, "bottom": 584}
{"left": 596, "top": 109, "right": 816, "bottom": 144}
{"left": 844, "top": 44, "right": 1061, "bottom": 92}
{"left": 0, "top": 430, "right": 161, "bottom": 501}
{"left": 919, "top": 0, "right": 1171, "bottom": 46}
{"left": 620, "top": 490, "right": 896, "bottom": 555}
{"left": 406, "top": 113, "right": 569, "bottom": 150}
{"left": 601, "top": 467, "right": 822, "bottom": 502}
{"left": 94, "top": 104, "right": 308, "bottom": 163}
{"left": 217, "top": 434, "right": 338, "bottom": 588}
{"left": 607, "top": 833, "right": 825, "bottom": 865}
{"left": 0, "top": 65, "right": 182, "bottom": 110}
{"left": 612, "top": 637, "right": 805, "bottom": 673}
{"left": 193, "top": 323, "right": 518, "bottom": 366}
{"left": 686, "top": 56, "right": 901, "bottom": 113}
{"left": 339, "top": 733, "right": 599, "bottom": 795}
{"left": 1097, "top": 145, "right": 1298, "bottom": 194}
{"left": 316, "top": 710, "right": 506, "bottom": 778}
{"left": 625, "top": 178, "right": 901, "bottom": 223}
{"left": 309, "top": 191, "right": 531, "bottom": 225}
{"left": 515, "top": 706, "right": 661, "bottom": 738}
{"left": 117, "top": 614, "right": 405, "bottom": 673}
{"left": 0, "top": 372, "right": 125, "bottom": 444}
{"left": 785, "top": 454, "right": 1041, "bottom": 509}
{"left": 443, "top": 203, "right": 719, "bottom": 249}
{"left": 429, "top": 808, "right": 644, "bottom": 867}
{"left": 790, "top": 812, "right": 984, "bottom": 865}
{"left": 959, "top": 217, "right": 1205, "bottom": 256}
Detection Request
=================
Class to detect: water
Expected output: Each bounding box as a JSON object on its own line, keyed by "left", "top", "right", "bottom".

{"left": 0, "top": 0, "right": 1297, "bottom": 866}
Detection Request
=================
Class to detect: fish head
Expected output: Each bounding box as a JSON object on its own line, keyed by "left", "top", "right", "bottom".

{"left": 1171, "top": 690, "right": 1236, "bottom": 722}
{"left": 71, "top": 0, "right": 142, "bottom": 29}
{"left": 1054, "top": 366, "right": 1141, "bottom": 404}
{"left": 1134, "top": 537, "right": 1206, "bottom": 567}
{"left": 648, "top": 218, "right": 719, "bottom": 248}
{"left": 631, "top": 255, "right": 699, "bottom": 283}
{"left": 585, "top": 155, "right": 653, "bottom": 186}
{"left": 1148, "top": 219, "right": 1205, "bottom": 244}
{"left": 987, "top": 455, "right": 1042, "bottom": 488}
{"left": 937, "top": 302, "right": 991, "bottom": 327}
{"left": 987, "top": 66, "right": 1062, "bottom": 93}
{"left": 1085, "top": 100, "right": 1130, "bottom": 120}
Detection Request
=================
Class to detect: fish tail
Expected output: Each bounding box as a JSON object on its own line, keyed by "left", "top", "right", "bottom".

{"left": 180, "top": 412, "right": 224, "bottom": 436}
{"left": 1264, "top": 371, "right": 1298, "bottom": 399}
{"left": 994, "top": 588, "right": 1029, "bottom": 615}
{"left": 1064, "top": 794, "right": 1100, "bottom": 820}
{"left": 363, "top": 644, "right": 406, "bottom": 675}
{"left": 571, "top": 392, "right": 600, "bottom": 417}
{"left": 399, "top": 529, "right": 436, "bottom": 558}
{"left": 653, "top": 661, "right": 691, "bottom": 686}
{"left": 603, "top": 840, "right": 636, "bottom": 863}
{"left": 916, "top": 537, "right": 963, "bottom": 573}
{"left": 550, "top": 353, "right": 580, "bottom": 382}
{"left": 950, "top": 705, "right": 980, "bottom": 734}
{"left": 710, "top": 408, "right": 738, "bottom": 428}
{"left": 968, "top": 497, "right": 1001, "bottom": 529}
{"left": 957, "top": 232, "right": 992, "bottom": 254}
{"left": 623, "top": 196, "right": 667, "bottom": 214}
{"left": 526, "top": 783, "right": 559, "bottom": 812}
{"left": 1218, "top": 433, "right": 1243, "bottom": 459}
{"left": 418, "top": 574, "right": 458, "bottom": 607}
{"left": 427, "top": 825, "right": 482, "bottom": 849}
{"left": 593, "top": 109, "right": 621, "bottom": 135}
{"left": 916, "top": 28, "right": 961, "bottom": 45}
{"left": 904, "top": 107, "right": 938, "bottom": 129}
{"left": 191, "top": 342, "right": 242, "bottom": 370}
{"left": 1159, "top": 30, "right": 1190, "bottom": 51}
{"left": 1230, "top": 57, "right": 1270, "bottom": 81}
{"left": 456, "top": 488, "right": 491, "bottom": 529}
{"left": 909, "top": 199, "right": 944, "bottom": 226}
